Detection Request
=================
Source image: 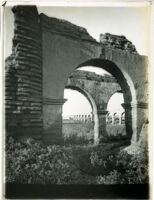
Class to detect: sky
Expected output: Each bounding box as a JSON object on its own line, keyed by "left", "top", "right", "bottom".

{"left": 37, "top": 6, "right": 150, "bottom": 56}
{"left": 4, "top": 5, "right": 150, "bottom": 116}
{"left": 4, "top": 5, "right": 150, "bottom": 57}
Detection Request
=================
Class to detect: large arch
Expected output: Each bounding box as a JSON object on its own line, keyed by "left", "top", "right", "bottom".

{"left": 76, "top": 59, "right": 135, "bottom": 104}
{"left": 64, "top": 85, "right": 99, "bottom": 144}
{"left": 65, "top": 58, "right": 137, "bottom": 143}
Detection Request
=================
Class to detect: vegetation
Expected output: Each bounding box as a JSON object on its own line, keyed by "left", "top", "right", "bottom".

{"left": 6, "top": 136, "right": 148, "bottom": 185}
{"left": 63, "top": 133, "right": 93, "bottom": 145}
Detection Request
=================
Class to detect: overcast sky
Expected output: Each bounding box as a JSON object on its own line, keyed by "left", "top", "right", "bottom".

{"left": 39, "top": 6, "right": 150, "bottom": 56}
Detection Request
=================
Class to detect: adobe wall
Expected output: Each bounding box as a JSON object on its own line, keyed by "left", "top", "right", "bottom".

{"left": 63, "top": 121, "right": 94, "bottom": 141}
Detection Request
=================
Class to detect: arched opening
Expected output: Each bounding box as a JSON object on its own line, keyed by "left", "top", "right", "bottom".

{"left": 107, "top": 91, "right": 126, "bottom": 137}
{"left": 64, "top": 58, "right": 137, "bottom": 144}
{"left": 77, "top": 59, "right": 136, "bottom": 143}
{"left": 62, "top": 86, "right": 98, "bottom": 144}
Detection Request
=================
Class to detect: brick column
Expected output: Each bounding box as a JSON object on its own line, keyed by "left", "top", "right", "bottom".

{"left": 122, "top": 103, "right": 135, "bottom": 143}
{"left": 5, "top": 6, "right": 42, "bottom": 139}
{"left": 122, "top": 102, "right": 148, "bottom": 143}
{"left": 119, "top": 114, "right": 122, "bottom": 125}
{"left": 97, "top": 109, "right": 108, "bottom": 141}
{"left": 135, "top": 102, "right": 148, "bottom": 142}
{"left": 43, "top": 98, "right": 67, "bottom": 144}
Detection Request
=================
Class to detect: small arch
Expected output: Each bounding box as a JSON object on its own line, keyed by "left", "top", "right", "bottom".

{"left": 64, "top": 85, "right": 99, "bottom": 144}
{"left": 107, "top": 91, "right": 124, "bottom": 113}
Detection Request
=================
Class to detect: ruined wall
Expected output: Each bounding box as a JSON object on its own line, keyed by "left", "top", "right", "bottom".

{"left": 40, "top": 13, "right": 148, "bottom": 105}
{"left": 5, "top": 6, "right": 42, "bottom": 139}
{"left": 40, "top": 12, "right": 148, "bottom": 143}
{"left": 5, "top": 6, "right": 148, "bottom": 144}
{"left": 40, "top": 13, "right": 102, "bottom": 144}
{"left": 67, "top": 70, "right": 121, "bottom": 107}
{"left": 63, "top": 121, "right": 94, "bottom": 141}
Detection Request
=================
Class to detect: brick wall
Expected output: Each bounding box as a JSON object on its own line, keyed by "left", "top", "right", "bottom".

{"left": 5, "top": 6, "right": 42, "bottom": 139}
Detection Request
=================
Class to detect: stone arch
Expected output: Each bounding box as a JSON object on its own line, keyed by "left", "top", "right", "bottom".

{"left": 121, "top": 112, "right": 125, "bottom": 124}
{"left": 107, "top": 90, "right": 123, "bottom": 102}
{"left": 107, "top": 90, "right": 124, "bottom": 125}
{"left": 64, "top": 85, "right": 99, "bottom": 144}
{"left": 70, "top": 58, "right": 137, "bottom": 143}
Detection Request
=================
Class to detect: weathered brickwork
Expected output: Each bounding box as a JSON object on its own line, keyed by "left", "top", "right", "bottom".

{"left": 100, "top": 33, "right": 137, "bottom": 53}
{"left": 5, "top": 6, "right": 42, "bottom": 138}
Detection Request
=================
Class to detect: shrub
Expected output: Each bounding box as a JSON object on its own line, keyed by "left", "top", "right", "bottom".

{"left": 93, "top": 148, "right": 149, "bottom": 184}
{"left": 72, "top": 142, "right": 126, "bottom": 177}
{"left": 96, "top": 170, "right": 125, "bottom": 184}
{"left": 5, "top": 136, "right": 82, "bottom": 184}
{"left": 5, "top": 136, "right": 149, "bottom": 185}
{"left": 125, "top": 150, "right": 149, "bottom": 184}
{"left": 63, "top": 133, "right": 93, "bottom": 145}
{"left": 90, "top": 151, "right": 116, "bottom": 175}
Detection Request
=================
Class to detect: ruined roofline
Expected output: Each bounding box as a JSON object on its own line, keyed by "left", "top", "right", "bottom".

{"left": 39, "top": 13, "right": 98, "bottom": 44}
{"left": 40, "top": 10, "right": 139, "bottom": 54}
{"left": 40, "top": 13, "right": 139, "bottom": 54}
{"left": 100, "top": 33, "right": 138, "bottom": 54}
{"left": 40, "top": 13, "right": 87, "bottom": 32}
{"left": 12, "top": 6, "right": 140, "bottom": 55}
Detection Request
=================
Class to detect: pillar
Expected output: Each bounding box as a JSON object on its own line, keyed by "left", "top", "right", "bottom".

{"left": 112, "top": 115, "right": 114, "bottom": 125}
{"left": 122, "top": 103, "right": 135, "bottom": 143}
{"left": 95, "top": 99, "right": 108, "bottom": 142}
{"left": 93, "top": 110, "right": 99, "bottom": 144}
{"left": 136, "top": 102, "right": 148, "bottom": 141}
{"left": 119, "top": 113, "right": 122, "bottom": 125}
{"left": 97, "top": 109, "right": 108, "bottom": 140}
{"left": 122, "top": 102, "right": 148, "bottom": 144}
{"left": 42, "top": 98, "right": 67, "bottom": 144}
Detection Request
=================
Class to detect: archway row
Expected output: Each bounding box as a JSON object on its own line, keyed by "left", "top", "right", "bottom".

{"left": 64, "top": 58, "right": 137, "bottom": 143}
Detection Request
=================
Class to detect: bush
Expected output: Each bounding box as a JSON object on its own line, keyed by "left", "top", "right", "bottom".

{"left": 93, "top": 148, "right": 149, "bottom": 184}
{"left": 6, "top": 136, "right": 82, "bottom": 184}
{"left": 90, "top": 151, "right": 116, "bottom": 175}
{"left": 96, "top": 170, "right": 125, "bottom": 184}
{"left": 63, "top": 133, "right": 93, "bottom": 145}
{"left": 125, "top": 150, "right": 149, "bottom": 184}
{"left": 5, "top": 136, "right": 149, "bottom": 185}
{"left": 72, "top": 142, "right": 127, "bottom": 177}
